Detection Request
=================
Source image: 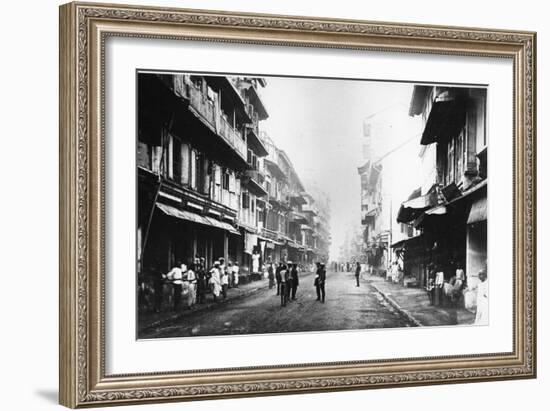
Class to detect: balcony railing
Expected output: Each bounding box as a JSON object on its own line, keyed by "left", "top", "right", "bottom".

{"left": 174, "top": 76, "right": 247, "bottom": 161}
{"left": 247, "top": 169, "right": 265, "bottom": 185}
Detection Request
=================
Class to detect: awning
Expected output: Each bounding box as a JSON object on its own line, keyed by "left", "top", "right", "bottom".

{"left": 204, "top": 216, "right": 240, "bottom": 235}
{"left": 157, "top": 203, "right": 239, "bottom": 235}
{"left": 396, "top": 188, "right": 438, "bottom": 223}
{"left": 420, "top": 90, "right": 465, "bottom": 145}
{"left": 391, "top": 234, "right": 423, "bottom": 250}
{"left": 468, "top": 196, "right": 487, "bottom": 224}
{"left": 290, "top": 211, "right": 308, "bottom": 224}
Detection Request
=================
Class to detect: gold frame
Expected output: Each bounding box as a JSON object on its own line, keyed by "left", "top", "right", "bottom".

{"left": 59, "top": 1, "right": 537, "bottom": 408}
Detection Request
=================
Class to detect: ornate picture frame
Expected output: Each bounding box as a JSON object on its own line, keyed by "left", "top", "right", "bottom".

{"left": 59, "top": 1, "right": 536, "bottom": 408}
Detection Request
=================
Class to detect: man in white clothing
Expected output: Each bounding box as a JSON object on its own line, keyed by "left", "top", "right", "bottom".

{"left": 209, "top": 262, "right": 222, "bottom": 302}
{"left": 164, "top": 261, "right": 184, "bottom": 310}
{"left": 474, "top": 268, "right": 489, "bottom": 325}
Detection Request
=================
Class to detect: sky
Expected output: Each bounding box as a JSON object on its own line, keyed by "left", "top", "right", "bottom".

{"left": 258, "top": 76, "right": 418, "bottom": 261}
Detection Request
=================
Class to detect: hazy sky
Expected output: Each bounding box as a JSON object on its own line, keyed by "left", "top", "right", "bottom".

{"left": 259, "top": 76, "right": 416, "bottom": 260}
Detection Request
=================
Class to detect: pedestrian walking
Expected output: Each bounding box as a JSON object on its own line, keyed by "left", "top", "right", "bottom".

{"left": 279, "top": 264, "right": 288, "bottom": 307}
{"left": 290, "top": 263, "right": 299, "bottom": 300}
{"left": 209, "top": 262, "right": 222, "bottom": 302}
{"left": 474, "top": 268, "right": 488, "bottom": 325}
{"left": 355, "top": 261, "right": 361, "bottom": 287}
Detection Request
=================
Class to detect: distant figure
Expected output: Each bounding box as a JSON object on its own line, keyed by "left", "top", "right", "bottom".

{"left": 355, "top": 262, "right": 361, "bottom": 287}
{"left": 474, "top": 268, "right": 489, "bottom": 325}
{"left": 279, "top": 264, "right": 288, "bottom": 307}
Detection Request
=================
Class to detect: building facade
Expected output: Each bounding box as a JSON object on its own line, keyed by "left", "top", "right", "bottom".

{"left": 137, "top": 73, "right": 330, "bottom": 304}
{"left": 357, "top": 103, "right": 422, "bottom": 278}
{"left": 396, "top": 85, "right": 488, "bottom": 305}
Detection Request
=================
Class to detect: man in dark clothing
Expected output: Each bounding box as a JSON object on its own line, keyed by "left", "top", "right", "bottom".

{"left": 280, "top": 264, "right": 288, "bottom": 307}
{"left": 290, "top": 263, "right": 299, "bottom": 300}
{"left": 268, "top": 262, "right": 275, "bottom": 289}
{"left": 275, "top": 262, "right": 282, "bottom": 295}
{"left": 355, "top": 262, "right": 361, "bottom": 287}
{"left": 285, "top": 261, "right": 293, "bottom": 302}
{"left": 314, "top": 262, "right": 322, "bottom": 301}
{"left": 195, "top": 257, "right": 207, "bottom": 304}
{"left": 318, "top": 263, "right": 326, "bottom": 302}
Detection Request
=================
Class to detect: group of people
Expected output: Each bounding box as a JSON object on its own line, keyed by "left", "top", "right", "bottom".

{"left": 425, "top": 262, "right": 488, "bottom": 325}
{"left": 266, "top": 261, "right": 300, "bottom": 307}
{"left": 265, "top": 261, "right": 328, "bottom": 306}
{"left": 155, "top": 256, "right": 240, "bottom": 312}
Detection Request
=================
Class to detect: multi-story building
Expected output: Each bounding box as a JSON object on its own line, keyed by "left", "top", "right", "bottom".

{"left": 260, "top": 134, "right": 330, "bottom": 266}
{"left": 137, "top": 72, "right": 272, "bottom": 287}
{"left": 137, "top": 72, "right": 330, "bottom": 300}
{"left": 396, "top": 85, "right": 487, "bottom": 300}
{"left": 357, "top": 104, "right": 421, "bottom": 277}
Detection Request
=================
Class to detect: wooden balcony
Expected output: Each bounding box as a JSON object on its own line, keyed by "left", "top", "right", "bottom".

{"left": 245, "top": 169, "right": 268, "bottom": 197}
{"left": 171, "top": 75, "right": 248, "bottom": 162}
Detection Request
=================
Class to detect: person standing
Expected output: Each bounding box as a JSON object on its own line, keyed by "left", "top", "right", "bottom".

{"left": 232, "top": 261, "right": 240, "bottom": 288}
{"left": 195, "top": 257, "right": 207, "bottom": 304}
{"left": 474, "top": 268, "right": 489, "bottom": 325}
{"left": 314, "top": 262, "right": 321, "bottom": 301}
{"left": 268, "top": 262, "right": 275, "bottom": 289}
{"left": 275, "top": 262, "right": 282, "bottom": 295}
{"left": 285, "top": 261, "right": 293, "bottom": 302}
{"left": 227, "top": 261, "right": 234, "bottom": 289}
{"left": 221, "top": 265, "right": 229, "bottom": 299}
{"left": 186, "top": 262, "right": 197, "bottom": 308}
{"left": 318, "top": 263, "right": 326, "bottom": 303}
{"left": 290, "top": 263, "right": 299, "bottom": 300}
{"left": 164, "top": 261, "right": 184, "bottom": 310}
{"left": 355, "top": 261, "right": 361, "bottom": 287}
{"left": 279, "top": 264, "right": 288, "bottom": 307}
{"left": 209, "top": 262, "right": 222, "bottom": 302}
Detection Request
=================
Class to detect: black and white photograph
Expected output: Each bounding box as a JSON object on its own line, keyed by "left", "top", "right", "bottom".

{"left": 136, "top": 71, "right": 488, "bottom": 339}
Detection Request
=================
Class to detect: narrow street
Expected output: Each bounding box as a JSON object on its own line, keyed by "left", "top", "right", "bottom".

{"left": 140, "top": 271, "right": 414, "bottom": 339}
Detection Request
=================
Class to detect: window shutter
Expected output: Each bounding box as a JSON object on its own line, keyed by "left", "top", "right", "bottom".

{"left": 214, "top": 165, "right": 221, "bottom": 185}
{"left": 228, "top": 172, "right": 235, "bottom": 193}
{"left": 181, "top": 143, "right": 190, "bottom": 184}
{"left": 190, "top": 150, "right": 196, "bottom": 190}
